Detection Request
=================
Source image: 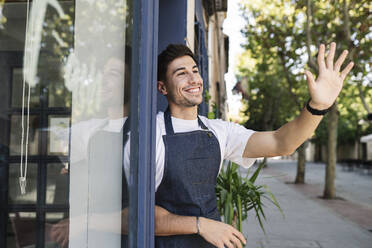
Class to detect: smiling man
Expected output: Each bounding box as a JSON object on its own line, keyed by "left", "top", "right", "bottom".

{"left": 153, "top": 43, "right": 353, "bottom": 248}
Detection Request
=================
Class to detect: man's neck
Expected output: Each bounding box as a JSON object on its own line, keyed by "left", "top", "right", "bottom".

{"left": 169, "top": 104, "right": 198, "bottom": 120}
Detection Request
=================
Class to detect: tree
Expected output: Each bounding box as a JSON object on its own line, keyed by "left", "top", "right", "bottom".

{"left": 304, "top": 0, "right": 371, "bottom": 198}
{"left": 237, "top": 0, "right": 371, "bottom": 197}
{"left": 238, "top": 0, "right": 310, "bottom": 182}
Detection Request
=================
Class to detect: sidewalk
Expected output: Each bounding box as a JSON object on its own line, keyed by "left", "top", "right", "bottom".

{"left": 240, "top": 159, "right": 372, "bottom": 248}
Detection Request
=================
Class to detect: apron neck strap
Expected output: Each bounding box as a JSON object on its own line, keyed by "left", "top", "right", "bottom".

{"left": 164, "top": 107, "right": 208, "bottom": 135}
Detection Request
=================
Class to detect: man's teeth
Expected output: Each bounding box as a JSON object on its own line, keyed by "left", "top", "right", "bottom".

{"left": 186, "top": 88, "right": 199, "bottom": 93}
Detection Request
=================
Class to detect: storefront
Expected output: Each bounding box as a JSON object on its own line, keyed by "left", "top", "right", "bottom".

{"left": 0, "top": 0, "right": 226, "bottom": 247}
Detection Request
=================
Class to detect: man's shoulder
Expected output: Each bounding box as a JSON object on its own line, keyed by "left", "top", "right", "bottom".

{"left": 198, "top": 115, "right": 229, "bottom": 126}
{"left": 198, "top": 116, "right": 230, "bottom": 133}
{"left": 198, "top": 115, "right": 254, "bottom": 133}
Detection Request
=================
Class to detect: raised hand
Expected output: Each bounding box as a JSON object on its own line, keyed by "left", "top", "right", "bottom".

{"left": 199, "top": 217, "right": 246, "bottom": 248}
{"left": 305, "top": 42, "right": 354, "bottom": 110}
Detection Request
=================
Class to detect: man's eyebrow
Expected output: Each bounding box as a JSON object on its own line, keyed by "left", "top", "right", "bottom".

{"left": 172, "top": 67, "right": 186, "bottom": 75}
{"left": 193, "top": 65, "right": 198, "bottom": 69}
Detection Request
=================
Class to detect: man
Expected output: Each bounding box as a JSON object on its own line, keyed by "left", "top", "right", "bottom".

{"left": 50, "top": 49, "right": 132, "bottom": 248}
{"left": 153, "top": 43, "right": 353, "bottom": 248}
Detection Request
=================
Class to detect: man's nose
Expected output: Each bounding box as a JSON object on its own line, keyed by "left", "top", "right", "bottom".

{"left": 188, "top": 72, "right": 198, "bottom": 84}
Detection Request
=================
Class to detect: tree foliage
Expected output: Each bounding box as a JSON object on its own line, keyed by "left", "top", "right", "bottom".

{"left": 237, "top": 0, "right": 371, "bottom": 146}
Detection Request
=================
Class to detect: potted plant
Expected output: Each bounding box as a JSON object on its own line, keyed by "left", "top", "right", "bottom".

{"left": 216, "top": 161, "right": 282, "bottom": 232}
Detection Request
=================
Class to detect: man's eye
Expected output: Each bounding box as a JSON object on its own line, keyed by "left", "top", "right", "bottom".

{"left": 193, "top": 70, "right": 199, "bottom": 73}
{"left": 177, "top": 72, "right": 185, "bottom": 76}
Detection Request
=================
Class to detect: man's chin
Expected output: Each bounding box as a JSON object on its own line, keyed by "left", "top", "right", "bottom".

{"left": 186, "top": 98, "right": 203, "bottom": 107}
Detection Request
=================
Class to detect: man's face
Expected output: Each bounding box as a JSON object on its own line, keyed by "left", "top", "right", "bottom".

{"left": 160, "top": 55, "right": 203, "bottom": 107}
{"left": 101, "top": 57, "right": 126, "bottom": 107}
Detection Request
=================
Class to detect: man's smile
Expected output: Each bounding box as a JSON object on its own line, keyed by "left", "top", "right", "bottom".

{"left": 183, "top": 86, "right": 202, "bottom": 94}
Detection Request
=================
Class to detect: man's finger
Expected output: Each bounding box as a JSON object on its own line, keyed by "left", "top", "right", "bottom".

{"left": 326, "top": 42, "right": 336, "bottom": 69}
{"left": 230, "top": 234, "right": 243, "bottom": 248}
{"left": 334, "top": 50, "right": 348, "bottom": 72}
{"left": 305, "top": 70, "right": 316, "bottom": 90}
{"left": 216, "top": 242, "right": 224, "bottom": 248}
{"left": 317, "top": 44, "right": 326, "bottom": 72}
{"left": 232, "top": 229, "right": 246, "bottom": 245}
{"left": 340, "top": 62, "right": 354, "bottom": 80}
{"left": 223, "top": 238, "right": 234, "bottom": 248}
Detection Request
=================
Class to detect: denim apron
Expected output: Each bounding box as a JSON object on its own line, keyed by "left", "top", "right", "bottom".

{"left": 87, "top": 118, "right": 130, "bottom": 247}
{"left": 155, "top": 109, "right": 221, "bottom": 248}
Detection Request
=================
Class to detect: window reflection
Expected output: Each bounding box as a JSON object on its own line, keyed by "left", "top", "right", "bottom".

{"left": 46, "top": 163, "right": 69, "bottom": 205}
{"left": 46, "top": 212, "right": 69, "bottom": 248}
{"left": 68, "top": 47, "right": 131, "bottom": 248}
{"left": 8, "top": 163, "right": 38, "bottom": 204}
{"left": 7, "top": 212, "right": 37, "bottom": 248}
{"left": 11, "top": 68, "right": 41, "bottom": 108}
{"left": 9, "top": 115, "right": 40, "bottom": 156}
{"left": 1, "top": 0, "right": 133, "bottom": 247}
{"left": 48, "top": 116, "right": 70, "bottom": 156}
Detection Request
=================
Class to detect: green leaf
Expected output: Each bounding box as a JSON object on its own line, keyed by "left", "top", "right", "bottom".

{"left": 249, "top": 161, "right": 264, "bottom": 183}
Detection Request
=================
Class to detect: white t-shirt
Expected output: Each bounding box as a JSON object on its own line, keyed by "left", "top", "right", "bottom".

{"left": 153, "top": 112, "right": 256, "bottom": 191}
{"left": 69, "top": 117, "right": 127, "bottom": 163}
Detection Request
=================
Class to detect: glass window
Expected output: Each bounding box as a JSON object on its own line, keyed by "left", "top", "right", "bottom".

{"left": 45, "top": 212, "right": 69, "bottom": 247}
{"left": 8, "top": 163, "right": 38, "bottom": 204}
{"left": 47, "top": 115, "right": 70, "bottom": 156}
{"left": 46, "top": 163, "right": 69, "bottom": 205}
{"left": 7, "top": 212, "right": 37, "bottom": 248}
{"left": 11, "top": 68, "right": 41, "bottom": 108}
{"left": 9, "top": 115, "right": 40, "bottom": 156}
{"left": 1, "top": 0, "right": 135, "bottom": 247}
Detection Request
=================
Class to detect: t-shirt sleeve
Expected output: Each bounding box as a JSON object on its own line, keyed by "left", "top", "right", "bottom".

{"left": 224, "top": 121, "right": 256, "bottom": 168}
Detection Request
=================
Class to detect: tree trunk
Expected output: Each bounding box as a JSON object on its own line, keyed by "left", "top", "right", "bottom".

{"left": 305, "top": 0, "right": 317, "bottom": 71}
{"left": 295, "top": 141, "right": 307, "bottom": 184}
{"left": 357, "top": 83, "right": 371, "bottom": 114}
{"left": 324, "top": 104, "right": 338, "bottom": 199}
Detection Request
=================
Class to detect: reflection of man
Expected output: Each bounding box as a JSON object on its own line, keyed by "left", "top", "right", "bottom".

{"left": 50, "top": 47, "right": 131, "bottom": 248}
{"left": 154, "top": 43, "right": 353, "bottom": 248}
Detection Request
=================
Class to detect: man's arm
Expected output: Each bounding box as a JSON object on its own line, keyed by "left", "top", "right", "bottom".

{"left": 243, "top": 42, "right": 354, "bottom": 158}
{"left": 155, "top": 206, "right": 246, "bottom": 248}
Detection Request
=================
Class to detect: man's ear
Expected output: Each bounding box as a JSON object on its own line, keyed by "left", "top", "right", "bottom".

{"left": 157, "top": 81, "right": 168, "bottom": 95}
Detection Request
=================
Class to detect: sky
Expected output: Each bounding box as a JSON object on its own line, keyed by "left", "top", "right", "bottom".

{"left": 223, "top": 0, "right": 246, "bottom": 119}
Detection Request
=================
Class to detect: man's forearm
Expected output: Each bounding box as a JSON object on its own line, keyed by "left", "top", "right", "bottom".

{"left": 274, "top": 101, "right": 323, "bottom": 154}
{"left": 244, "top": 101, "right": 324, "bottom": 158}
{"left": 155, "top": 206, "right": 197, "bottom": 236}
{"left": 155, "top": 206, "right": 247, "bottom": 247}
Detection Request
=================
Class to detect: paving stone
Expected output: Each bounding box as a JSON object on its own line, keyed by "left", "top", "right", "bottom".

{"left": 260, "top": 239, "right": 321, "bottom": 248}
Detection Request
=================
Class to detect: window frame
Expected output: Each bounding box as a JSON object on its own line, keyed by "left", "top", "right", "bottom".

{"left": 128, "top": 0, "right": 158, "bottom": 247}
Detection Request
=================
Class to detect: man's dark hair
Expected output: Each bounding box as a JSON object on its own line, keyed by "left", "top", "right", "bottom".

{"left": 157, "top": 44, "right": 198, "bottom": 82}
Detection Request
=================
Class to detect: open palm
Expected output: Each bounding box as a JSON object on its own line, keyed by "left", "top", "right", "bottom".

{"left": 305, "top": 42, "right": 354, "bottom": 109}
